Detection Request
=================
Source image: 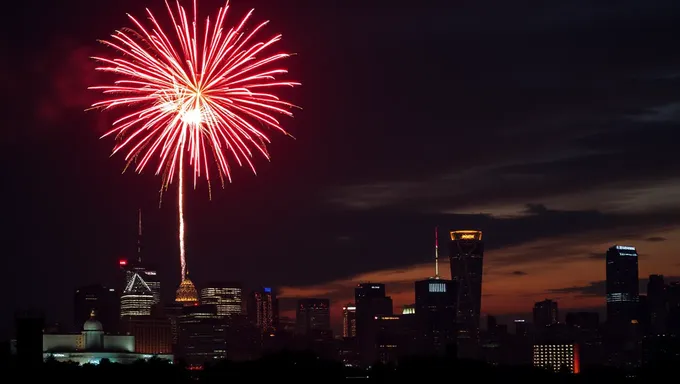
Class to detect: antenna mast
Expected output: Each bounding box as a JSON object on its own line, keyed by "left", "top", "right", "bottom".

{"left": 435, "top": 226, "right": 440, "bottom": 279}
{"left": 137, "top": 209, "right": 142, "bottom": 262}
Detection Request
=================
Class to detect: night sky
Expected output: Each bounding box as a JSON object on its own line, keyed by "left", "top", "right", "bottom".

{"left": 2, "top": 0, "right": 680, "bottom": 337}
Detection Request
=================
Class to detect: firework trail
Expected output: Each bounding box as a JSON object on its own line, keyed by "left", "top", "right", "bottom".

{"left": 90, "top": 0, "right": 299, "bottom": 281}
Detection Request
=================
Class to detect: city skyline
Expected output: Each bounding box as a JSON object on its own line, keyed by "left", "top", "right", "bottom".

{"left": 44, "top": 220, "right": 680, "bottom": 337}
{"left": 3, "top": 0, "right": 680, "bottom": 342}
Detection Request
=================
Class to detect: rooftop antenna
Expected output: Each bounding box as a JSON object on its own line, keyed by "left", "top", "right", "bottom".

{"left": 434, "top": 226, "right": 440, "bottom": 279}
{"left": 137, "top": 209, "right": 142, "bottom": 263}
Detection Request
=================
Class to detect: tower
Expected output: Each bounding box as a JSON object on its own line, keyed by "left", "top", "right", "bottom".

{"left": 448, "top": 230, "right": 483, "bottom": 355}
{"left": 175, "top": 274, "right": 199, "bottom": 306}
{"left": 605, "top": 245, "right": 639, "bottom": 326}
{"left": 413, "top": 227, "right": 457, "bottom": 355}
{"left": 120, "top": 210, "right": 161, "bottom": 306}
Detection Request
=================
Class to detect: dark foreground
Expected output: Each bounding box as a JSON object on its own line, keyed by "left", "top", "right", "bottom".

{"left": 3, "top": 352, "right": 678, "bottom": 382}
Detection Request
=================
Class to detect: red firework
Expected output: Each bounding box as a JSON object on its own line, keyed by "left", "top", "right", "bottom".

{"left": 90, "top": 0, "right": 299, "bottom": 281}
{"left": 91, "top": 0, "right": 299, "bottom": 188}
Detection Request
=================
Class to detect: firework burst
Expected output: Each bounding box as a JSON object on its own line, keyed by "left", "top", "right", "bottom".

{"left": 90, "top": 0, "right": 299, "bottom": 280}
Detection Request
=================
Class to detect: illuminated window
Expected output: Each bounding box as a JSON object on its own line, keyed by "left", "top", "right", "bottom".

{"left": 429, "top": 283, "right": 446, "bottom": 293}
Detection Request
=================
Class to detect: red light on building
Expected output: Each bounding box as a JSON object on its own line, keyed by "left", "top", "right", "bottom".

{"left": 119, "top": 259, "right": 127, "bottom": 266}
{"left": 573, "top": 344, "right": 580, "bottom": 374}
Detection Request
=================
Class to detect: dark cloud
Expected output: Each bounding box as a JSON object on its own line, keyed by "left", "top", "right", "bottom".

{"left": 511, "top": 271, "right": 528, "bottom": 276}
{"left": 646, "top": 236, "right": 668, "bottom": 242}
{"left": 328, "top": 1, "right": 680, "bottom": 216}
{"left": 547, "top": 281, "right": 606, "bottom": 297}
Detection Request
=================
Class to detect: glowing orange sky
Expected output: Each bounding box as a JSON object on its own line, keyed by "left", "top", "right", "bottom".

{"left": 280, "top": 227, "right": 680, "bottom": 326}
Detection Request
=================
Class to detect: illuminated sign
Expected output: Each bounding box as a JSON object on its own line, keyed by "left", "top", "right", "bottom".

{"left": 145, "top": 271, "right": 157, "bottom": 276}
{"left": 343, "top": 306, "right": 356, "bottom": 311}
{"left": 263, "top": 287, "right": 272, "bottom": 293}
{"left": 616, "top": 245, "right": 635, "bottom": 251}
{"left": 371, "top": 285, "right": 381, "bottom": 289}
{"left": 450, "top": 230, "right": 482, "bottom": 241}
{"left": 119, "top": 260, "right": 127, "bottom": 266}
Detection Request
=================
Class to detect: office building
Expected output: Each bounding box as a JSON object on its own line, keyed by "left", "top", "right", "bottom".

{"left": 343, "top": 304, "right": 357, "bottom": 338}
{"left": 296, "top": 298, "right": 331, "bottom": 339}
{"left": 449, "top": 230, "right": 484, "bottom": 358}
{"left": 248, "top": 287, "right": 277, "bottom": 333}
{"left": 534, "top": 299, "right": 559, "bottom": 329}
{"left": 606, "top": 245, "right": 640, "bottom": 326}
{"left": 200, "top": 282, "right": 243, "bottom": 317}
{"left": 533, "top": 343, "right": 580, "bottom": 373}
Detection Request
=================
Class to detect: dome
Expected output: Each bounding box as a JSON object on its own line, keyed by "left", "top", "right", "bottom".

{"left": 83, "top": 310, "right": 103, "bottom": 331}
{"left": 175, "top": 277, "right": 199, "bottom": 306}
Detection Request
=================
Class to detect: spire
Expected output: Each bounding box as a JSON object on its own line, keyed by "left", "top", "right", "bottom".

{"left": 434, "top": 226, "right": 440, "bottom": 279}
{"left": 137, "top": 209, "right": 143, "bottom": 263}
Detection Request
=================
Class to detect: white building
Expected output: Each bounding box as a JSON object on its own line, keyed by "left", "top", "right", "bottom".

{"left": 43, "top": 311, "right": 173, "bottom": 365}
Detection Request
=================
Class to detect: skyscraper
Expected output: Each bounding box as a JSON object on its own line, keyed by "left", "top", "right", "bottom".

{"left": 248, "top": 287, "right": 276, "bottom": 333}
{"left": 354, "top": 283, "right": 393, "bottom": 364}
{"left": 295, "top": 298, "right": 331, "bottom": 339}
{"left": 200, "top": 282, "right": 243, "bottom": 317}
{"left": 119, "top": 211, "right": 161, "bottom": 310}
{"left": 414, "top": 279, "right": 457, "bottom": 355}
{"left": 74, "top": 284, "right": 119, "bottom": 333}
{"left": 533, "top": 299, "right": 558, "bottom": 329}
{"left": 414, "top": 227, "right": 457, "bottom": 355}
{"left": 448, "top": 230, "right": 484, "bottom": 341}
{"left": 120, "top": 270, "right": 155, "bottom": 317}
{"left": 342, "top": 304, "right": 357, "bottom": 338}
{"left": 175, "top": 276, "right": 199, "bottom": 307}
{"left": 647, "top": 274, "right": 667, "bottom": 335}
{"left": 605, "top": 245, "right": 639, "bottom": 326}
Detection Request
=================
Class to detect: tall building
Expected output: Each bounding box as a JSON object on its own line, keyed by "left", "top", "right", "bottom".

{"left": 414, "top": 278, "right": 457, "bottom": 354}
{"left": 74, "top": 284, "right": 119, "bottom": 333}
{"left": 295, "top": 298, "right": 331, "bottom": 339}
{"left": 248, "top": 287, "right": 276, "bottom": 333}
{"left": 120, "top": 269, "right": 155, "bottom": 317}
{"left": 448, "top": 230, "right": 484, "bottom": 342}
{"left": 414, "top": 227, "right": 457, "bottom": 355}
{"left": 177, "top": 304, "right": 227, "bottom": 368}
{"left": 120, "top": 211, "right": 161, "bottom": 305}
{"left": 354, "top": 283, "right": 393, "bottom": 364}
{"left": 200, "top": 282, "right": 243, "bottom": 317}
{"left": 533, "top": 299, "right": 559, "bottom": 329}
{"left": 175, "top": 277, "right": 199, "bottom": 307}
{"left": 342, "top": 304, "right": 357, "bottom": 338}
{"left": 665, "top": 282, "right": 680, "bottom": 335}
{"left": 647, "top": 274, "right": 667, "bottom": 335}
{"left": 374, "top": 315, "right": 403, "bottom": 364}
{"left": 606, "top": 245, "right": 639, "bottom": 326}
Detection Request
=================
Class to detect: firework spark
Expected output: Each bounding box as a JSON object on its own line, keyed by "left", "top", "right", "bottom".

{"left": 90, "top": 0, "right": 299, "bottom": 281}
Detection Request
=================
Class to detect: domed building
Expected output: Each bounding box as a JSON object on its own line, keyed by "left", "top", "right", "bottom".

{"left": 42, "top": 311, "right": 173, "bottom": 365}
{"left": 175, "top": 277, "right": 199, "bottom": 306}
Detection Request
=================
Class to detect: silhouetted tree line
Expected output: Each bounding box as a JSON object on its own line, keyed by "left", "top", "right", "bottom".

{"left": 2, "top": 351, "right": 680, "bottom": 382}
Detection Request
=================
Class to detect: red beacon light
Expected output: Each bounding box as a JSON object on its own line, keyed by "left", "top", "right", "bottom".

{"left": 119, "top": 259, "right": 127, "bottom": 266}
